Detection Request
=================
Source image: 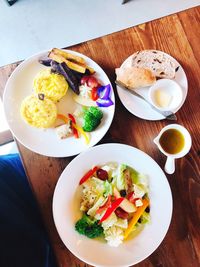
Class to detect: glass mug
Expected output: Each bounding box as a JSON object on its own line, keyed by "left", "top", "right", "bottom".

{"left": 154, "top": 124, "right": 192, "bottom": 174}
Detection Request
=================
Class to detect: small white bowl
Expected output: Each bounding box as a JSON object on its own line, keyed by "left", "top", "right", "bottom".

{"left": 148, "top": 79, "right": 183, "bottom": 111}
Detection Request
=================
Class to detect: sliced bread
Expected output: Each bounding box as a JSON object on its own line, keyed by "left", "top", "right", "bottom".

{"left": 115, "top": 67, "right": 156, "bottom": 89}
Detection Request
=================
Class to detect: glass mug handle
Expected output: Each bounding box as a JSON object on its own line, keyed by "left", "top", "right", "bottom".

{"left": 164, "top": 157, "right": 175, "bottom": 174}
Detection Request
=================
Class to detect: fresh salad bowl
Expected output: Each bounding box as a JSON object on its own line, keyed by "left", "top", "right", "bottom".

{"left": 52, "top": 143, "right": 173, "bottom": 267}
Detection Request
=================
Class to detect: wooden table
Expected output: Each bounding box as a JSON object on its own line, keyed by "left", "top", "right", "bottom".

{"left": 0, "top": 6, "right": 200, "bottom": 267}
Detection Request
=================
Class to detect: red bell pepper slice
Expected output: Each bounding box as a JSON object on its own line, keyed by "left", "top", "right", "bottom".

{"left": 91, "top": 87, "right": 99, "bottom": 101}
{"left": 68, "top": 113, "right": 79, "bottom": 138}
{"left": 96, "top": 195, "right": 112, "bottom": 214}
{"left": 79, "top": 166, "right": 99, "bottom": 185}
{"left": 99, "top": 197, "right": 124, "bottom": 223}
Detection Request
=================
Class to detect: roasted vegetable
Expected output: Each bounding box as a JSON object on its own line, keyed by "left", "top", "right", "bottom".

{"left": 82, "top": 107, "right": 103, "bottom": 132}
{"left": 86, "top": 65, "right": 95, "bottom": 75}
{"left": 71, "top": 69, "right": 91, "bottom": 81}
{"left": 51, "top": 48, "right": 86, "bottom": 64}
{"left": 61, "top": 62, "right": 80, "bottom": 94}
{"left": 49, "top": 50, "right": 86, "bottom": 73}
{"left": 49, "top": 48, "right": 95, "bottom": 74}
{"left": 50, "top": 61, "right": 80, "bottom": 94}
{"left": 75, "top": 213, "right": 104, "bottom": 238}
{"left": 38, "top": 58, "right": 52, "bottom": 66}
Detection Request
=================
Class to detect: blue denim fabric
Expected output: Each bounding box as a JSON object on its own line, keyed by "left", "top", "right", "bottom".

{"left": 0, "top": 154, "right": 57, "bottom": 267}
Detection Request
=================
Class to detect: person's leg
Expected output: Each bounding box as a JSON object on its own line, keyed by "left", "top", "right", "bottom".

{"left": 0, "top": 154, "right": 57, "bottom": 267}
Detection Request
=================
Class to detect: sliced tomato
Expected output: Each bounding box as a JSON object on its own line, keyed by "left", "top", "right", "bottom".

{"left": 91, "top": 87, "right": 99, "bottom": 101}
{"left": 87, "top": 76, "right": 99, "bottom": 88}
{"left": 80, "top": 75, "right": 90, "bottom": 85}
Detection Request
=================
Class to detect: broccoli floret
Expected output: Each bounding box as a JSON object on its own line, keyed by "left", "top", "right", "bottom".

{"left": 82, "top": 107, "right": 103, "bottom": 132}
{"left": 75, "top": 213, "right": 104, "bottom": 238}
{"left": 83, "top": 112, "right": 98, "bottom": 132}
{"left": 88, "top": 106, "right": 103, "bottom": 120}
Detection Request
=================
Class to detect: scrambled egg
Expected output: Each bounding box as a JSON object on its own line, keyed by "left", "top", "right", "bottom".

{"left": 20, "top": 95, "right": 57, "bottom": 128}
{"left": 34, "top": 69, "right": 68, "bottom": 102}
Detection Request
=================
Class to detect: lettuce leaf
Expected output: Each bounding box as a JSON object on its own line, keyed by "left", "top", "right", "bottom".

{"left": 140, "top": 211, "right": 151, "bottom": 224}
{"left": 102, "top": 212, "right": 118, "bottom": 230}
{"left": 87, "top": 196, "right": 106, "bottom": 217}
{"left": 84, "top": 177, "right": 105, "bottom": 196}
{"left": 114, "top": 218, "right": 128, "bottom": 229}
{"left": 104, "top": 180, "right": 112, "bottom": 197}
{"left": 115, "top": 164, "right": 126, "bottom": 191}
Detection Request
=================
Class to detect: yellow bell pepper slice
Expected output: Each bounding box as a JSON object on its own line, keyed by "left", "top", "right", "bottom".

{"left": 124, "top": 198, "right": 150, "bottom": 240}
{"left": 57, "top": 114, "right": 89, "bottom": 144}
{"left": 72, "top": 123, "right": 90, "bottom": 145}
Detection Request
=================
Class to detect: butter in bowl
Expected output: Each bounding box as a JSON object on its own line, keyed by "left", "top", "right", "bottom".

{"left": 148, "top": 79, "right": 183, "bottom": 111}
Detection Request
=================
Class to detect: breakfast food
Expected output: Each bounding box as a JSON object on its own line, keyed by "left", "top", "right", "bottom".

{"left": 48, "top": 48, "right": 95, "bottom": 95}
{"left": 40, "top": 49, "right": 114, "bottom": 108}
{"left": 34, "top": 69, "right": 68, "bottom": 102}
{"left": 130, "top": 50, "right": 176, "bottom": 79}
{"left": 115, "top": 67, "right": 156, "bottom": 89}
{"left": 75, "top": 162, "right": 150, "bottom": 247}
{"left": 20, "top": 48, "right": 114, "bottom": 144}
{"left": 20, "top": 95, "right": 57, "bottom": 128}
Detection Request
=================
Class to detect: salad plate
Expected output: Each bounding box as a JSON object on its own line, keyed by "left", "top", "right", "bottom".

{"left": 116, "top": 50, "right": 188, "bottom": 121}
{"left": 3, "top": 49, "right": 115, "bottom": 157}
{"left": 52, "top": 143, "right": 173, "bottom": 267}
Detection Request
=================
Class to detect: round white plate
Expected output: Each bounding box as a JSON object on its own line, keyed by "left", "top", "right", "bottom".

{"left": 116, "top": 50, "right": 188, "bottom": 121}
{"left": 53, "top": 143, "right": 173, "bottom": 267}
{"left": 3, "top": 50, "right": 115, "bottom": 157}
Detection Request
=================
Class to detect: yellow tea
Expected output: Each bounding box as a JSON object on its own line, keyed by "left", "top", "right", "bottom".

{"left": 159, "top": 128, "right": 185, "bottom": 154}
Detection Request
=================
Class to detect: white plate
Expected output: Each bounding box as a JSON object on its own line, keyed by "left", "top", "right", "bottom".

{"left": 3, "top": 50, "right": 115, "bottom": 157}
{"left": 52, "top": 143, "right": 173, "bottom": 267}
{"left": 116, "top": 50, "right": 188, "bottom": 121}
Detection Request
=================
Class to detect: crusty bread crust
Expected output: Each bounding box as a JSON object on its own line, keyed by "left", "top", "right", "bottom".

{"left": 130, "top": 50, "right": 176, "bottom": 79}
{"left": 116, "top": 67, "right": 156, "bottom": 89}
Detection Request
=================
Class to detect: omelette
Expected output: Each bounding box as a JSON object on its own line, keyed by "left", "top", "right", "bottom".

{"left": 34, "top": 69, "right": 68, "bottom": 102}
{"left": 20, "top": 94, "right": 57, "bottom": 128}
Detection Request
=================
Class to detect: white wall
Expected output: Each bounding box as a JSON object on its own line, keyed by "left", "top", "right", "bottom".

{"left": 0, "top": 0, "right": 199, "bottom": 66}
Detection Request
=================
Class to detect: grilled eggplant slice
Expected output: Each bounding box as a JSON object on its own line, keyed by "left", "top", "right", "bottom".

{"left": 51, "top": 61, "right": 80, "bottom": 95}
{"left": 38, "top": 58, "right": 52, "bottom": 67}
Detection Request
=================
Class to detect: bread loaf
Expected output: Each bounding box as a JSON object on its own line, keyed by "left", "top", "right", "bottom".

{"left": 130, "top": 50, "right": 176, "bottom": 79}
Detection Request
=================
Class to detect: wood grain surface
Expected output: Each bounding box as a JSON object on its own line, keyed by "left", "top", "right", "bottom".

{"left": 0, "top": 6, "right": 200, "bottom": 267}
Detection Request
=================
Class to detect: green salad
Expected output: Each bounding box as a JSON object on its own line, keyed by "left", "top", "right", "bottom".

{"left": 75, "top": 162, "right": 150, "bottom": 247}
